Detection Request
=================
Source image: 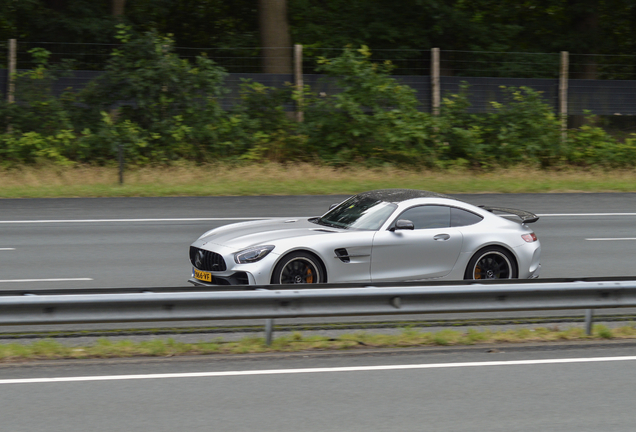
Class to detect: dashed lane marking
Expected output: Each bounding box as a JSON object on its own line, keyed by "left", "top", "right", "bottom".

{"left": 0, "top": 278, "right": 93, "bottom": 283}
{"left": 0, "top": 218, "right": 270, "bottom": 224}
{"left": 586, "top": 238, "right": 636, "bottom": 241}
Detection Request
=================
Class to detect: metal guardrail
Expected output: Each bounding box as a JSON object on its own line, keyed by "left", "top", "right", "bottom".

{"left": 4, "top": 276, "right": 636, "bottom": 297}
{"left": 2, "top": 280, "right": 636, "bottom": 343}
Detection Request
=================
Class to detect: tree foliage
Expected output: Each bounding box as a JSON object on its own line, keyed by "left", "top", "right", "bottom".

{"left": 2, "top": 38, "right": 635, "bottom": 169}
{"left": 2, "top": 0, "right": 636, "bottom": 58}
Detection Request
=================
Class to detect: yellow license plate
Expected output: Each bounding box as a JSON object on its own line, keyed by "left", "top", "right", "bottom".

{"left": 194, "top": 268, "right": 212, "bottom": 283}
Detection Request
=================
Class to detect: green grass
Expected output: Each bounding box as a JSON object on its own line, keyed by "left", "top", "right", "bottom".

{"left": 1, "top": 325, "right": 634, "bottom": 362}
{"left": 3, "top": 163, "right": 636, "bottom": 198}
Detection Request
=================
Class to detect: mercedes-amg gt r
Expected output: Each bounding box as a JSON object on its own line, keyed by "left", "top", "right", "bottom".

{"left": 189, "top": 189, "right": 541, "bottom": 286}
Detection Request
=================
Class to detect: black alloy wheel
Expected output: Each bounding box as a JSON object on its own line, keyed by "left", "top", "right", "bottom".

{"left": 272, "top": 251, "right": 323, "bottom": 284}
{"left": 464, "top": 247, "right": 517, "bottom": 280}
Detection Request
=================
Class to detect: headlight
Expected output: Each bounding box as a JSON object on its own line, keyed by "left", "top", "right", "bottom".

{"left": 234, "top": 245, "right": 275, "bottom": 264}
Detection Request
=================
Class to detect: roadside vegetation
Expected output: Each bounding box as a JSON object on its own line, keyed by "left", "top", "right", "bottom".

{"left": 4, "top": 163, "right": 636, "bottom": 198}
{"left": 1, "top": 324, "right": 635, "bottom": 362}
{"left": 2, "top": 28, "right": 636, "bottom": 190}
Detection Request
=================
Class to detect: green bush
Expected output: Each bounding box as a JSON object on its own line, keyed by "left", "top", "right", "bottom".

{"left": 0, "top": 48, "right": 77, "bottom": 137}
{"left": 484, "top": 86, "right": 562, "bottom": 167}
{"left": 0, "top": 130, "right": 75, "bottom": 167}
{"left": 228, "top": 80, "right": 306, "bottom": 162}
{"left": 78, "top": 25, "right": 229, "bottom": 161}
{"left": 566, "top": 116, "right": 636, "bottom": 167}
{"left": 437, "top": 84, "right": 562, "bottom": 168}
{"left": 0, "top": 38, "right": 634, "bottom": 169}
{"left": 301, "top": 46, "right": 436, "bottom": 165}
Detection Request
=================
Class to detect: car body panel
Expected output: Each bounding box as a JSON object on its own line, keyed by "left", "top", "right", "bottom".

{"left": 371, "top": 228, "right": 463, "bottom": 281}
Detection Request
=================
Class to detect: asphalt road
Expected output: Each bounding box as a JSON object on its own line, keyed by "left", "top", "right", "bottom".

{"left": 2, "top": 343, "right": 636, "bottom": 431}
{"left": 2, "top": 193, "right": 636, "bottom": 332}
{"left": 2, "top": 194, "right": 636, "bottom": 431}
{"left": 2, "top": 193, "right": 636, "bottom": 289}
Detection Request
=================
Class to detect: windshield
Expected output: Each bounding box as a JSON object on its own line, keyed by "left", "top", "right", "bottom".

{"left": 314, "top": 196, "right": 397, "bottom": 230}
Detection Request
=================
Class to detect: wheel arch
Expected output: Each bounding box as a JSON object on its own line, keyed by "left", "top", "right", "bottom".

{"left": 464, "top": 244, "right": 519, "bottom": 279}
{"left": 269, "top": 248, "right": 328, "bottom": 284}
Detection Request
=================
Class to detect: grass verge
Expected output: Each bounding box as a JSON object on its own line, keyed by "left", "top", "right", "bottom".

{"left": 1, "top": 325, "right": 635, "bottom": 362}
{"left": 3, "top": 163, "right": 636, "bottom": 198}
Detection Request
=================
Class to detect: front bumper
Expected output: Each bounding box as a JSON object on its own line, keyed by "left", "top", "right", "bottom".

{"left": 189, "top": 267, "right": 254, "bottom": 286}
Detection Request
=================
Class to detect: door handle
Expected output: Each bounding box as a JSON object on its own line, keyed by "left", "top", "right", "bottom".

{"left": 434, "top": 234, "right": 451, "bottom": 241}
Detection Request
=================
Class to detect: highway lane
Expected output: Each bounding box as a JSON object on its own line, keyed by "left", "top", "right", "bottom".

{"left": 2, "top": 344, "right": 636, "bottom": 431}
{"left": 2, "top": 193, "right": 636, "bottom": 333}
{"left": 2, "top": 193, "right": 636, "bottom": 289}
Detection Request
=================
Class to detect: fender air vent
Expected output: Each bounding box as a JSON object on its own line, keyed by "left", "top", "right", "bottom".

{"left": 334, "top": 248, "right": 350, "bottom": 263}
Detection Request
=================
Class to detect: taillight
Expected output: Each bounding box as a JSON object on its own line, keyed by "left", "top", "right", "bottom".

{"left": 522, "top": 233, "right": 538, "bottom": 242}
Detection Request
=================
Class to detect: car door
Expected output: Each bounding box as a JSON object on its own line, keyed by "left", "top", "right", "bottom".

{"left": 370, "top": 205, "right": 463, "bottom": 281}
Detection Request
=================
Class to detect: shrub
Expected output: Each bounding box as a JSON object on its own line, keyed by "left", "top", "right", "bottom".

{"left": 78, "top": 25, "right": 229, "bottom": 161}
{"left": 437, "top": 85, "right": 562, "bottom": 168}
{"left": 301, "top": 46, "right": 437, "bottom": 165}
{"left": 0, "top": 48, "right": 77, "bottom": 136}
{"left": 566, "top": 115, "right": 636, "bottom": 167}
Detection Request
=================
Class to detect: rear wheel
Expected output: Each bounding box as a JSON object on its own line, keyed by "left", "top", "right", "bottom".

{"left": 272, "top": 251, "right": 324, "bottom": 284}
{"left": 464, "top": 246, "right": 517, "bottom": 280}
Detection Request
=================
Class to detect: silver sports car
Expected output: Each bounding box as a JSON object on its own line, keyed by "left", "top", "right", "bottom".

{"left": 189, "top": 189, "right": 541, "bottom": 286}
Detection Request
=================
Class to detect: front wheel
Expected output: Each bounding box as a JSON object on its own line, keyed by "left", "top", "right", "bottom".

{"left": 271, "top": 251, "right": 324, "bottom": 284}
{"left": 464, "top": 247, "right": 517, "bottom": 280}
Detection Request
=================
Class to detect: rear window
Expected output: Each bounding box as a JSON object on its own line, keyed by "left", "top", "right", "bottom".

{"left": 450, "top": 207, "right": 483, "bottom": 227}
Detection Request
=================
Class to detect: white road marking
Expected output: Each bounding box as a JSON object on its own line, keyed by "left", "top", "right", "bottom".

{"left": 0, "top": 218, "right": 271, "bottom": 224}
{"left": 1, "top": 356, "right": 635, "bottom": 385}
{"left": 586, "top": 238, "right": 636, "bottom": 241}
{"left": 0, "top": 278, "right": 93, "bottom": 283}
{"left": 0, "top": 248, "right": 16, "bottom": 250}
{"left": 537, "top": 213, "right": 636, "bottom": 217}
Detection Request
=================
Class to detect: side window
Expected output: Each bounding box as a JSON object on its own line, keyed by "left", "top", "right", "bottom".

{"left": 395, "top": 205, "right": 450, "bottom": 229}
{"left": 451, "top": 207, "right": 483, "bottom": 227}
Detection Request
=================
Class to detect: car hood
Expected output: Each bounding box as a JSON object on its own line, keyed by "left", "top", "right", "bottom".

{"left": 198, "top": 218, "right": 343, "bottom": 250}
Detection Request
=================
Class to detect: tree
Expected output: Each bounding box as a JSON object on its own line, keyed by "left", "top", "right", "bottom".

{"left": 258, "top": 0, "right": 292, "bottom": 73}
{"left": 112, "top": 0, "right": 126, "bottom": 17}
{"left": 0, "top": 0, "right": 116, "bottom": 43}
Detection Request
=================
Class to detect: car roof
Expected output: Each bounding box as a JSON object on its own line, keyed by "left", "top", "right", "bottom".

{"left": 355, "top": 189, "right": 458, "bottom": 204}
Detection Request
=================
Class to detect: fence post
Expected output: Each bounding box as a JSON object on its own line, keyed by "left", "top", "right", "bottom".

{"left": 7, "top": 39, "right": 16, "bottom": 133}
{"left": 559, "top": 51, "right": 569, "bottom": 145}
{"left": 431, "top": 48, "right": 440, "bottom": 116}
{"left": 7, "top": 39, "right": 16, "bottom": 104}
{"left": 294, "top": 44, "right": 304, "bottom": 122}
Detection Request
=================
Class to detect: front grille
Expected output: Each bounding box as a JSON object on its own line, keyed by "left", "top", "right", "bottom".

{"left": 190, "top": 246, "right": 227, "bottom": 271}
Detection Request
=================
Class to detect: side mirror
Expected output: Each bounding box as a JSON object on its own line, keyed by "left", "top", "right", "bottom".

{"left": 392, "top": 219, "right": 415, "bottom": 231}
{"left": 329, "top": 203, "right": 339, "bottom": 210}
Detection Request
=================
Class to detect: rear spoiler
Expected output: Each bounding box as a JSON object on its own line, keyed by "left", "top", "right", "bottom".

{"left": 478, "top": 206, "right": 539, "bottom": 224}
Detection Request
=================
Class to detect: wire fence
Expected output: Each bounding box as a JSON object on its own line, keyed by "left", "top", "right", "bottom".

{"left": 3, "top": 41, "right": 636, "bottom": 117}
{"left": 5, "top": 41, "right": 636, "bottom": 78}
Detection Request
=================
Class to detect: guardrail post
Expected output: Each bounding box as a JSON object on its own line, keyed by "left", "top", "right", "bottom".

{"left": 585, "top": 309, "right": 594, "bottom": 335}
{"left": 265, "top": 318, "right": 274, "bottom": 345}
